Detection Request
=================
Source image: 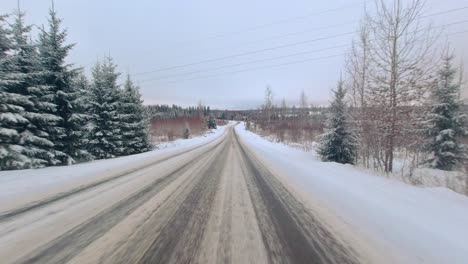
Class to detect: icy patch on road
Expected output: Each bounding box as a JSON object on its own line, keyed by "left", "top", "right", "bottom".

{"left": 235, "top": 122, "right": 468, "bottom": 264}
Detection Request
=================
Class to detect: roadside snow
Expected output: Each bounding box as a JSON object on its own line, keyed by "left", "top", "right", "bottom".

{"left": 380, "top": 155, "right": 467, "bottom": 194}
{"left": 0, "top": 124, "right": 229, "bottom": 212}
{"left": 236, "top": 122, "right": 468, "bottom": 264}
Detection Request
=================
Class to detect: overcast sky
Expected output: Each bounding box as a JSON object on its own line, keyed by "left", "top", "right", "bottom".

{"left": 2, "top": 0, "right": 468, "bottom": 109}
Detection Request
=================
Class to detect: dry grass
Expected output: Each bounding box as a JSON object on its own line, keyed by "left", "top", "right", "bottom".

{"left": 150, "top": 116, "right": 207, "bottom": 143}
{"left": 216, "top": 119, "right": 229, "bottom": 126}
{"left": 251, "top": 119, "right": 325, "bottom": 151}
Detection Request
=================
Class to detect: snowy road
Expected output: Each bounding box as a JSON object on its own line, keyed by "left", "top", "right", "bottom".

{"left": 0, "top": 125, "right": 361, "bottom": 264}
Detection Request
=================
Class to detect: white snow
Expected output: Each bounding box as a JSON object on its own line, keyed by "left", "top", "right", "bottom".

{"left": 235, "top": 122, "right": 468, "bottom": 264}
{"left": 391, "top": 155, "right": 466, "bottom": 193}
{"left": 0, "top": 128, "right": 19, "bottom": 137}
{"left": 409, "top": 168, "right": 466, "bottom": 193}
{"left": 0, "top": 124, "right": 230, "bottom": 212}
{"left": 2, "top": 121, "right": 466, "bottom": 263}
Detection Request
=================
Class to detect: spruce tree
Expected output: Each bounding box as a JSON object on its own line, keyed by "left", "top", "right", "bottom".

{"left": 67, "top": 71, "right": 93, "bottom": 162}
{"left": 424, "top": 52, "right": 467, "bottom": 170}
{"left": 119, "top": 74, "right": 152, "bottom": 155}
{"left": 207, "top": 114, "right": 217, "bottom": 129}
{"left": 317, "top": 78, "right": 357, "bottom": 164}
{"left": 183, "top": 127, "right": 190, "bottom": 139}
{"left": 0, "top": 14, "right": 32, "bottom": 169}
{"left": 37, "top": 4, "right": 79, "bottom": 165}
{"left": 5, "top": 9, "right": 59, "bottom": 168}
{"left": 88, "top": 57, "right": 123, "bottom": 159}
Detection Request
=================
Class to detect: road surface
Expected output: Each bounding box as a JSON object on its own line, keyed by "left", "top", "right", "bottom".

{"left": 0, "top": 126, "right": 361, "bottom": 264}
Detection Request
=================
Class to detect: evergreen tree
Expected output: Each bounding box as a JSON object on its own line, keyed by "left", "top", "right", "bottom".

{"left": 424, "top": 52, "right": 467, "bottom": 170}
{"left": 4, "top": 9, "right": 59, "bottom": 169}
{"left": 67, "top": 71, "right": 93, "bottom": 162}
{"left": 207, "top": 114, "right": 217, "bottom": 129}
{"left": 183, "top": 127, "right": 190, "bottom": 139}
{"left": 119, "top": 75, "right": 152, "bottom": 155}
{"left": 37, "top": 4, "right": 80, "bottom": 165}
{"left": 317, "top": 78, "right": 357, "bottom": 164}
{"left": 0, "top": 14, "right": 31, "bottom": 169}
{"left": 88, "top": 57, "right": 123, "bottom": 159}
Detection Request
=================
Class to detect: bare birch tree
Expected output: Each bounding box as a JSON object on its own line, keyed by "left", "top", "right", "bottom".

{"left": 299, "top": 90, "right": 308, "bottom": 113}
{"left": 264, "top": 86, "right": 274, "bottom": 123}
{"left": 281, "top": 97, "right": 287, "bottom": 119}
{"left": 346, "top": 20, "right": 373, "bottom": 167}
{"left": 363, "top": 0, "right": 437, "bottom": 172}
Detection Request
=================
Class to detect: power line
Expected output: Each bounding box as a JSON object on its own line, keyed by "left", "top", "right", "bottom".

{"left": 140, "top": 29, "right": 468, "bottom": 86}
{"left": 447, "top": 29, "right": 468, "bottom": 36}
{"left": 419, "top": 5, "right": 468, "bottom": 19}
{"left": 169, "top": 0, "right": 368, "bottom": 47}
{"left": 131, "top": 6, "right": 468, "bottom": 77}
{"left": 137, "top": 19, "right": 468, "bottom": 84}
{"left": 151, "top": 53, "right": 347, "bottom": 85}
{"left": 153, "top": 6, "right": 468, "bottom": 63}
{"left": 138, "top": 44, "right": 351, "bottom": 83}
{"left": 132, "top": 31, "right": 356, "bottom": 76}
{"left": 165, "top": 20, "right": 358, "bottom": 62}
{"left": 145, "top": 6, "right": 468, "bottom": 70}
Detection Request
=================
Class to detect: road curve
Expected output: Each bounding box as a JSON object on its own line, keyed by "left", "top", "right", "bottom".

{"left": 0, "top": 125, "right": 361, "bottom": 264}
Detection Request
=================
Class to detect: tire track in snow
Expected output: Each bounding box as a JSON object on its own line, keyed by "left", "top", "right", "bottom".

{"left": 136, "top": 136, "right": 230, "bottom": 264}
{"left": 0, "top": 129, "right": 227, "bottom": 223}
{"left": 234, "top": 130, "right": 359, "bottom": 264}
{"left": 14, "top": 137, "right": 227, "bottom": 264}
{"left": 3, "top": 126, "right": 362, "bottom": 264}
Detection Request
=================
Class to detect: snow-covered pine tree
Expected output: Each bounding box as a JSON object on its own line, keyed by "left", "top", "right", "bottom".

{"left": 67, "top": 71, "right": 93, "bottom": 162}
{"left": 207, "top": 114, "right": 217, "bottom": 129}
{"left": 4, "top": 9, "right": 59, "bottom": 169}
{"left": 317, "top": 78, "right": 357, "bottom": 164}
{"left": 119, "top": 74, "right": 152, "bottom": 155}
{"left": 0, "top": 14, "right": 32, "bottom": 170}
{"left": 183, "top": 127, "right": 190, "bottom": 139}
{"left": 88, "top": 57, "right": 123, "bottom": 159}
{"left": 424, "top": 51, "right": 467, "bottom": 170}
{"left": 37, "top": 4, "right": 79, "bottom": 165}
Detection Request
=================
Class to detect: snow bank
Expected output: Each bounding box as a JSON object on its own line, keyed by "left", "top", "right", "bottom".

{"left": 236, "top": 123, "right": 468, "bottom": 264}
{"left": 0, "top": 124, "right": 230, "bottom": 211}
{"left": 386, "top": 156, "right": 467, "bottom": 194}
{"left": 407, "top": 168, "right": 466, "bottom": 193}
